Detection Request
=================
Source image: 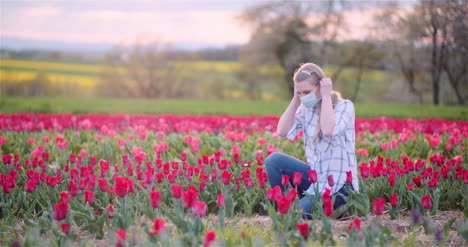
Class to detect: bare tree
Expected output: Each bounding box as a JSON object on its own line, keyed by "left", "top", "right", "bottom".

{"left": 442, "top": 0, "right": 468, "bottom": 105}
{"left": 238, "top": 0, "right": 349, "bottom": 96}
{"left": 97, "top": 42, "right": 194, "bottom": 98}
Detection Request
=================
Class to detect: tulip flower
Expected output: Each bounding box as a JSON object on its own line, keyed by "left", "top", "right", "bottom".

{"left": 182, "top": 185, "right": 198, "bottom": 208}
{"left": 115, "top": 230, "right": 126, "bottom": 247}
{"left": 347, "top": 218, "right": 361, "bottom": 231}
{"left": 307, "top": 170, "right": 318, "bottom": 183}
{"left": 281, "top": 175, "right": 290, "bottom": 187}
{"left": 171, "top": 184, "right": 183, "bottom": 198}
{"left": 53, "top": 201, "right": 69, "bottom": 221}
{"left": 69, "top": 180, "right": 78, "bottom": 197}
{"left": 84, "top": 190, "right": 94, "bottom": 204}
{"left": 323, "top": 199, "right": 334, "bottom": 217}
{"left": 422, "top": 195, "right": 432, "bottom": 210}
{"left": 293, "top": 172, "right": 302, "bottom": 185}
{"left": 389, "top": 175, "right": 395, "bottom": 187}
{"left": 115, "top": 177, "right": 129, "bottom": 198}
{"left": 61, "top": 223, "right": 70, "bottom": 234}
{"left": 389, "top": 194, "right": 398, "bottom": 207}
{"left": 217, "top": 194, "right": 225, "bottom": 208}
{"left": 192, "top": 201, "right": 207, "bottom": 218}
{"left": 296, "top": 222, "right": 309, "bottom": 238}
{"left": 372, "top": 198, "right": 385, "bottom": 215}
{"left": 412, "top": 176, "right": 422, "bottom": 187}
{"left": 98, "top": 179, "right": 108, "bottom": 192}
{"left": 381, "top": 142, "right": 390, "bottom": 151}
{"left": 221, "top": 170, "right": 232, "bottom": 185}
{"left": 276, "top": 196, "right": 292, "bottom": 214}
{"left": 150, "top": 218, "right": 165, "bottom": 236}
{"left": 346, "top": 171, "right": 353, "bottom": 183}
{"left": 203, "top": 231, "right": 216, "bottom": 247}
{"left": 328, "top": 174, "right": 334, "bottom": 187}
{"left": 150, "top": 189, "right": 161, "bottom": 209}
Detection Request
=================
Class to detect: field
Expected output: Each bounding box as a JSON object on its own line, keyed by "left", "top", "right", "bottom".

{"left": 1, "top": 58, "right": 396, "bottom": 102}
{"left": 1, "top": 96, "right": 468, "bottom": 120}
{"left": 0, "top": 113, "right": 467, "bottom": 246}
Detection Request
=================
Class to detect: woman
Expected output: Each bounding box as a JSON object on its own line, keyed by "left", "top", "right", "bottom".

{"left": 266, "top": 62, "right": 359, "bottom": 220}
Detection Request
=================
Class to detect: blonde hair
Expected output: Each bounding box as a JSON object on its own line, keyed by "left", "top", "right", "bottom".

{"left": 293, "top": 63, "right": 342, "bottom": 145}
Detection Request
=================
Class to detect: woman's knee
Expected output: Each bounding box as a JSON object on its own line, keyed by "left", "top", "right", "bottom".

{"left": 265, "top": 152, "right": 283, "bottom": 169}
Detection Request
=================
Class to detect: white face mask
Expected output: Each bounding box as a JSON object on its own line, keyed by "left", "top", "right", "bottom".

{"left": 300, "top": 89, "right": 321, "bottom": 108}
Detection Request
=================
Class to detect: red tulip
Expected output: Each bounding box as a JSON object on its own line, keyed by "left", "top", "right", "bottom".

{"left": 292, "top": 172, "right": 302, "bottom": 185}
{"left": 422, "top": 195, "right": 432, "bottom": 209}
{"left": 84, "top": 190, "right": 94, "bottom": 204}
{"left": 182, "top": 185, "right": 198, "bottom": 208}
{"left": 69, "top": 181, "right": 78, "bottom": 197}
{"left": 217, "top": 194, "right": 225, "bottom": 208}
{"left": 327, "top": 174, "right": 334, "bottom": 187}
{"left": 115, "top": 230, "right": 126, "bottom": 247}
{"left": 322, "top": 188, "right": 332, "bottom": 202}
{"left": 150, "top": 218, "right": 165, "bottom": 236}
{"left": 407, "top": 183, "right": 413, "bottom": 191}
{"left": 115, "top": 177, "right": 129, "bottom": 198}
{"left": 296, "top": 222, "right": 309, "bottom": 238}
{"left": 59, "top": 192, "right": 69, "bottom": 203}
{"left": 427, "top": 176, "right": 438, "bottom": 188}
{"left": 106, "top": 205, "right": 115, "bottom": 219}
{"left": 381, "top": 142, "right": 390, "bottom": 151}
{"left": 171, "top": 184, "right": 183, "bottom": 198}
{"left": 281, "top": 175, "right": 290, "bottom": 187}
{"left": 256, "top": 156, "right": 264, "bottom": 166}
{"left": 372, "top": 198, "right": 385, "bottom": 215}
{"left": 203, "top": 231, "right": 216, "bottom": 247}
{"left": 307, "top": 170, "right": 318, "bottom": 183}
{"left": 389, "top": 175, "right": 395, "bottom": 187}
{"left": 98, "top": 179, "right": 108, "bottom": 192}
{"left": 412, "top": 176, "right": 422, "bottom": 187}
{"left": 323, "top": 199, "right": 334, "bottom": 217}
{"left": 347, "top": 218, "right": 361, "bottom": 231}
{"left": 389, "top": 194, "right": 398, "bottom": 207}
{"left": 233, "top": 153, "right": 240, "bottom": 163}
{"left": 244, "top": 178, "right": 254, "bottom": 188}
{"left": 286, "top": 188, "right": 298, "bottom": 202}
{"left": 221, "top": 170, "right": 232, "bottom": 185}
{"left": 61, "top": 223, "right": 70, "bottom": 234}
{"left": 359, "top": 165, "right": 369, "bottom": 179}
{"left": 53, "top": 201, "right": 69, "bottom": 221}
{"left": 150, "top": 189, "right": 161, "bottom": 209}
{"left": 25, "top": 180, "right": 36, "bottom": 193}
{"left": 192, "top": 201, "right": 207, "bottom": 218}
{"left": 346, "top": 171, "right": 353, "bottom": 183}
{"left": 276, "top": 196, "right": 292, "bottom": 214}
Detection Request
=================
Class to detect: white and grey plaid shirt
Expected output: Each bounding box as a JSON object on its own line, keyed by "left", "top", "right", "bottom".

{"left": 286, "top": 99, "right": 359, "bottom": 195}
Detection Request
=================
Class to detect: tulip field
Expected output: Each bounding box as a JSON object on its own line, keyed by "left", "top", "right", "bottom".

{"left": 0, "top": 113, "right": 467, "bottom": 246}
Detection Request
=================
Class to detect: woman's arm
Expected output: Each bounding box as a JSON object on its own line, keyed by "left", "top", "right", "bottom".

{"left": 319, "top": 78, "right": 336, "bottom": 137}
{"left": 277, "top": 93, "right": 301, "bottom": 137}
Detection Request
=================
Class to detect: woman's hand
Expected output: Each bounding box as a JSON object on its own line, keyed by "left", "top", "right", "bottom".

{"left": 292, "top": 86, "right": 301, "bottom": 103}
{"left": 319, "top": 77, "right": 333, "bottom": 98}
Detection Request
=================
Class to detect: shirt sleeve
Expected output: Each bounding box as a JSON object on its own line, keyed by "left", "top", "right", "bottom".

{"left": 330, "top": 100, "right": 354, "bottom": 137}
{"left": 285, "top": 106, "right": 304, "bottom": 141}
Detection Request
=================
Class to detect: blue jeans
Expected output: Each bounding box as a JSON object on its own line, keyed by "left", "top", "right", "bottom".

{"left": 265, "top": 152, "right": 353, "bottom": 220}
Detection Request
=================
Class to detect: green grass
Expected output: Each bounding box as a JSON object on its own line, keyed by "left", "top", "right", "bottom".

{"left": 0, "top": 96, "right": 467, "bottom": 120}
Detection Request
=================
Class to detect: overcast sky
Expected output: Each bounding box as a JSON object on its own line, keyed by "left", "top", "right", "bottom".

{"left": 1, "top": 0, "right": 418, "bottom": 47}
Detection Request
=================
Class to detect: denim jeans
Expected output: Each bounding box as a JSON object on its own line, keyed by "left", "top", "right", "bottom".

{"left": 265, "top": 152, "right": 353, "bottom": 220}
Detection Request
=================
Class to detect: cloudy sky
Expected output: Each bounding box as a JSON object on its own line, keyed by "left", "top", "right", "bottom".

{"left": 1, "top": 0, "right": 417, "bottom": 48}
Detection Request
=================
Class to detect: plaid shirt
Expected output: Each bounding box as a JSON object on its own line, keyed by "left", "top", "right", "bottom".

{"left": 286, "top": 99, "right": 359, "bottom": 195}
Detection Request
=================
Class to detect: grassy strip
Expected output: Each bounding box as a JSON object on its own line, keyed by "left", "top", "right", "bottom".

{"left": 1, "top": 97, "right": 467, "bottom": 120}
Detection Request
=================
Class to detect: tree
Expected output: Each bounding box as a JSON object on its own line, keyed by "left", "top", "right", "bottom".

{"left": 97, "top": 42, "right": 194, "bottom": 98}
{"left": 371, "top": 0, "right": 467, "bottom": 105}
{"left": 238, "top": 0, "right": 349, "bottom": 96}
